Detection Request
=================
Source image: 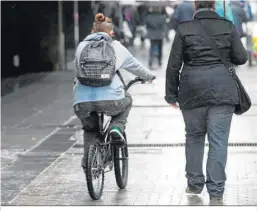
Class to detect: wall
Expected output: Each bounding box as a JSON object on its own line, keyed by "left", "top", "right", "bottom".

{"left": 1, "top": 1, "right": 93, "bottom": 79}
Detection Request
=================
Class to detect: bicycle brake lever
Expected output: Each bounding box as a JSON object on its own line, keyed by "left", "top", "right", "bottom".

{"left": 143, "top": 79, "right": 156, "bottom": 87}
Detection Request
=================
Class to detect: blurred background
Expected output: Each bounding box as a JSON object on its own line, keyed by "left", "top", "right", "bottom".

{"left": 2, "top": 0, "right": 257, "bottom": 96}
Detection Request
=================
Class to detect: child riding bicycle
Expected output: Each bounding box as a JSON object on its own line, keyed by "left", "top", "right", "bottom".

{"left": 73, "top": 13, "right": 155, "bottom": 147}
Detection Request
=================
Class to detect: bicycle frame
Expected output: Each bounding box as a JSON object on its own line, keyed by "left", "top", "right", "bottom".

{"left": 94, "top": 76, "right": 154, "bottom": 169}
{"left": 96, "top": 112, "right": 113, "bottom": 170}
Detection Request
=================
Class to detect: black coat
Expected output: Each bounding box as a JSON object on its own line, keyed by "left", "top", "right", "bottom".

{"left": 146, "top": 12, "right": 166, "bottom": 40}
{"left": 165, "top": 10, "right": 248, "bottom": 110}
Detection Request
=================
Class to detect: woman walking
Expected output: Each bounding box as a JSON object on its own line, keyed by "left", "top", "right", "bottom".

{"left": 165, "top": 0, "right": 248, "bottom": 203}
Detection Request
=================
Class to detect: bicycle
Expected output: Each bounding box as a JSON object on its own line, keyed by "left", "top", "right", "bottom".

{"left": 82, "top": 76, "right": 155, "bottom": 200}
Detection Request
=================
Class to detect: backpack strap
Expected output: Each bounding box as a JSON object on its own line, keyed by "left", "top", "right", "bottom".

{"left": 116, "top": 70, "right": 126, "bottom": 87}
{"left": 90, "top": 35, "right": 113, "bottom": 42}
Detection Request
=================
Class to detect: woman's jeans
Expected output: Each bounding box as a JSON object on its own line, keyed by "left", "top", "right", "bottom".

{"left": 181, "top": 105, "right": 234, "bottom": 197}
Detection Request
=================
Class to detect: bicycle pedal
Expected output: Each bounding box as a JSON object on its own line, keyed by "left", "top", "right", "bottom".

{"left": 104, "top": 169, "right": 112, "bottom": 173}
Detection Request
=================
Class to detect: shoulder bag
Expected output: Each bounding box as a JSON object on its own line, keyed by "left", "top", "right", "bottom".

{"left": 198, "top": 20, "right": 251, "bottom": 115}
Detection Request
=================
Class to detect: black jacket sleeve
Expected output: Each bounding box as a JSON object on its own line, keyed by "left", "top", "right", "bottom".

{"left": 230, "top": 24, "right": 248, "bottom": 65}
{"left": 165, "top": 27, "right": 184, "bottom": 104}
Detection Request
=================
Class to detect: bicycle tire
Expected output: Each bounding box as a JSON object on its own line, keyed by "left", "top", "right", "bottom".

{"left": 113, "top": 136, "right": 129, "bottom": 189}
{"left": 84, "top": 142, "right": 104, "bottom": 200}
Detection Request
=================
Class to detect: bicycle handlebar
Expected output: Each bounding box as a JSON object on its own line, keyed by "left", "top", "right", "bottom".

{"left": 124, "top": 76, "right": 156, "bottom": 91}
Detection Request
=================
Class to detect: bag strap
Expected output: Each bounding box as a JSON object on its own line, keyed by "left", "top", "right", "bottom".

{"left": 90, "top": 35, "right": 113, "bottom": 42}
{"left": 116, "top": 70, "right": 126, "bottom": 87}
{"left": 198, "top": 20, "right": 235, "bottom": 74}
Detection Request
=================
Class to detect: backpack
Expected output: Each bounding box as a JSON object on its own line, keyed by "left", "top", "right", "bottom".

{"left": 77, "top": 36, "right": 116, "bottom": 87}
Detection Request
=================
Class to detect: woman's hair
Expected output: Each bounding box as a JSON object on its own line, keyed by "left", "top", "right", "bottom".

{"left": 92, "top": 13, "right": 114, "bottom": 34}
{"left": 194, "top": 1, "right": 216, "bottom": 10}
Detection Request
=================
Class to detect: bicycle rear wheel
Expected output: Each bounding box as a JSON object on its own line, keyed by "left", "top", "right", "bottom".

{"left": 113, "top": 136, "right": 129, "bottom": 189}
{"left": 84, "top": 142, "right": 104, "bottom": 200}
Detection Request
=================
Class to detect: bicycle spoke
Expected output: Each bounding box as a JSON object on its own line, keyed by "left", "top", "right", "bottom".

{"left": 91, "top": 146, "right": 103, "bottom": 192}
{"left": 91, "top": 147, "right": 98, "bottom": 178}
{"left": 85, "top": 142, "right": 105, "bottom": 200}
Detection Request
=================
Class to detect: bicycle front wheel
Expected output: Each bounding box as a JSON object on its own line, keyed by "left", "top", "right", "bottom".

{"left": 113, "top": 139, "right": 129, "bottom": 189}
{"left": 84, "top": 142, "right": 104, "bottom": 200}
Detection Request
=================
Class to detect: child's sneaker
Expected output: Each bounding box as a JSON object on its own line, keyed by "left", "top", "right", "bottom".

{"left": 109, "top": 126, "right": 125, "bottom": 145}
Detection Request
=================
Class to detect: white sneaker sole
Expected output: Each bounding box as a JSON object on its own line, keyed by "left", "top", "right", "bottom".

{"left": 109, "top": 129, "right": 125, "bottom": 140}
{"left": 185, "top": 192, "right": 201, "bottom": 196}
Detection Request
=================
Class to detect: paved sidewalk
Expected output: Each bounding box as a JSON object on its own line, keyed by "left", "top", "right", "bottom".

{"left": 9, "top": 146, "right": 257, "bottom": 206}
{"left": 1, "top": 71, "right": 76, "bottom": 169}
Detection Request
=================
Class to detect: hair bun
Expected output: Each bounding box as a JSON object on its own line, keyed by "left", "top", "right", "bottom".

{"left": 95, "top": 13, "right": 105, "bottom": 22}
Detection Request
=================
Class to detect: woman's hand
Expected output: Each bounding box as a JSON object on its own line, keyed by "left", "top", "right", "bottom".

{"left": 170, "top": 103, "right": 179, "bottom": 109}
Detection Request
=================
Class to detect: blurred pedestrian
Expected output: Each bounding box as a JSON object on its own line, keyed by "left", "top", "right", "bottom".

{"left": 161, "top": 6, "right": 171, "bottom": 42}
{"left": 165, "top": 0, "right": 248, "bottom": 204}
{"left": 146, "top": 6, "right": 166, "bottom": 68}
{"left": 231, "top": 1, "right": 248, "bottom": 38}
{"left": 171, "top": 0, "right": 194, "bottom": 31}
{"left": 244, "top": 0, "right": 254, "bottom": 21}
{"left": 215, "top": 0, "right": 235, "bottom": 23}
{"left": 240, "top": 0, "right": 254, "bottom": 21}
{"left": 123, "top": 5, "right": 139, "bottom": 46}
{"left": 137, "top": 4, "right": 148, "bottom": 43}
